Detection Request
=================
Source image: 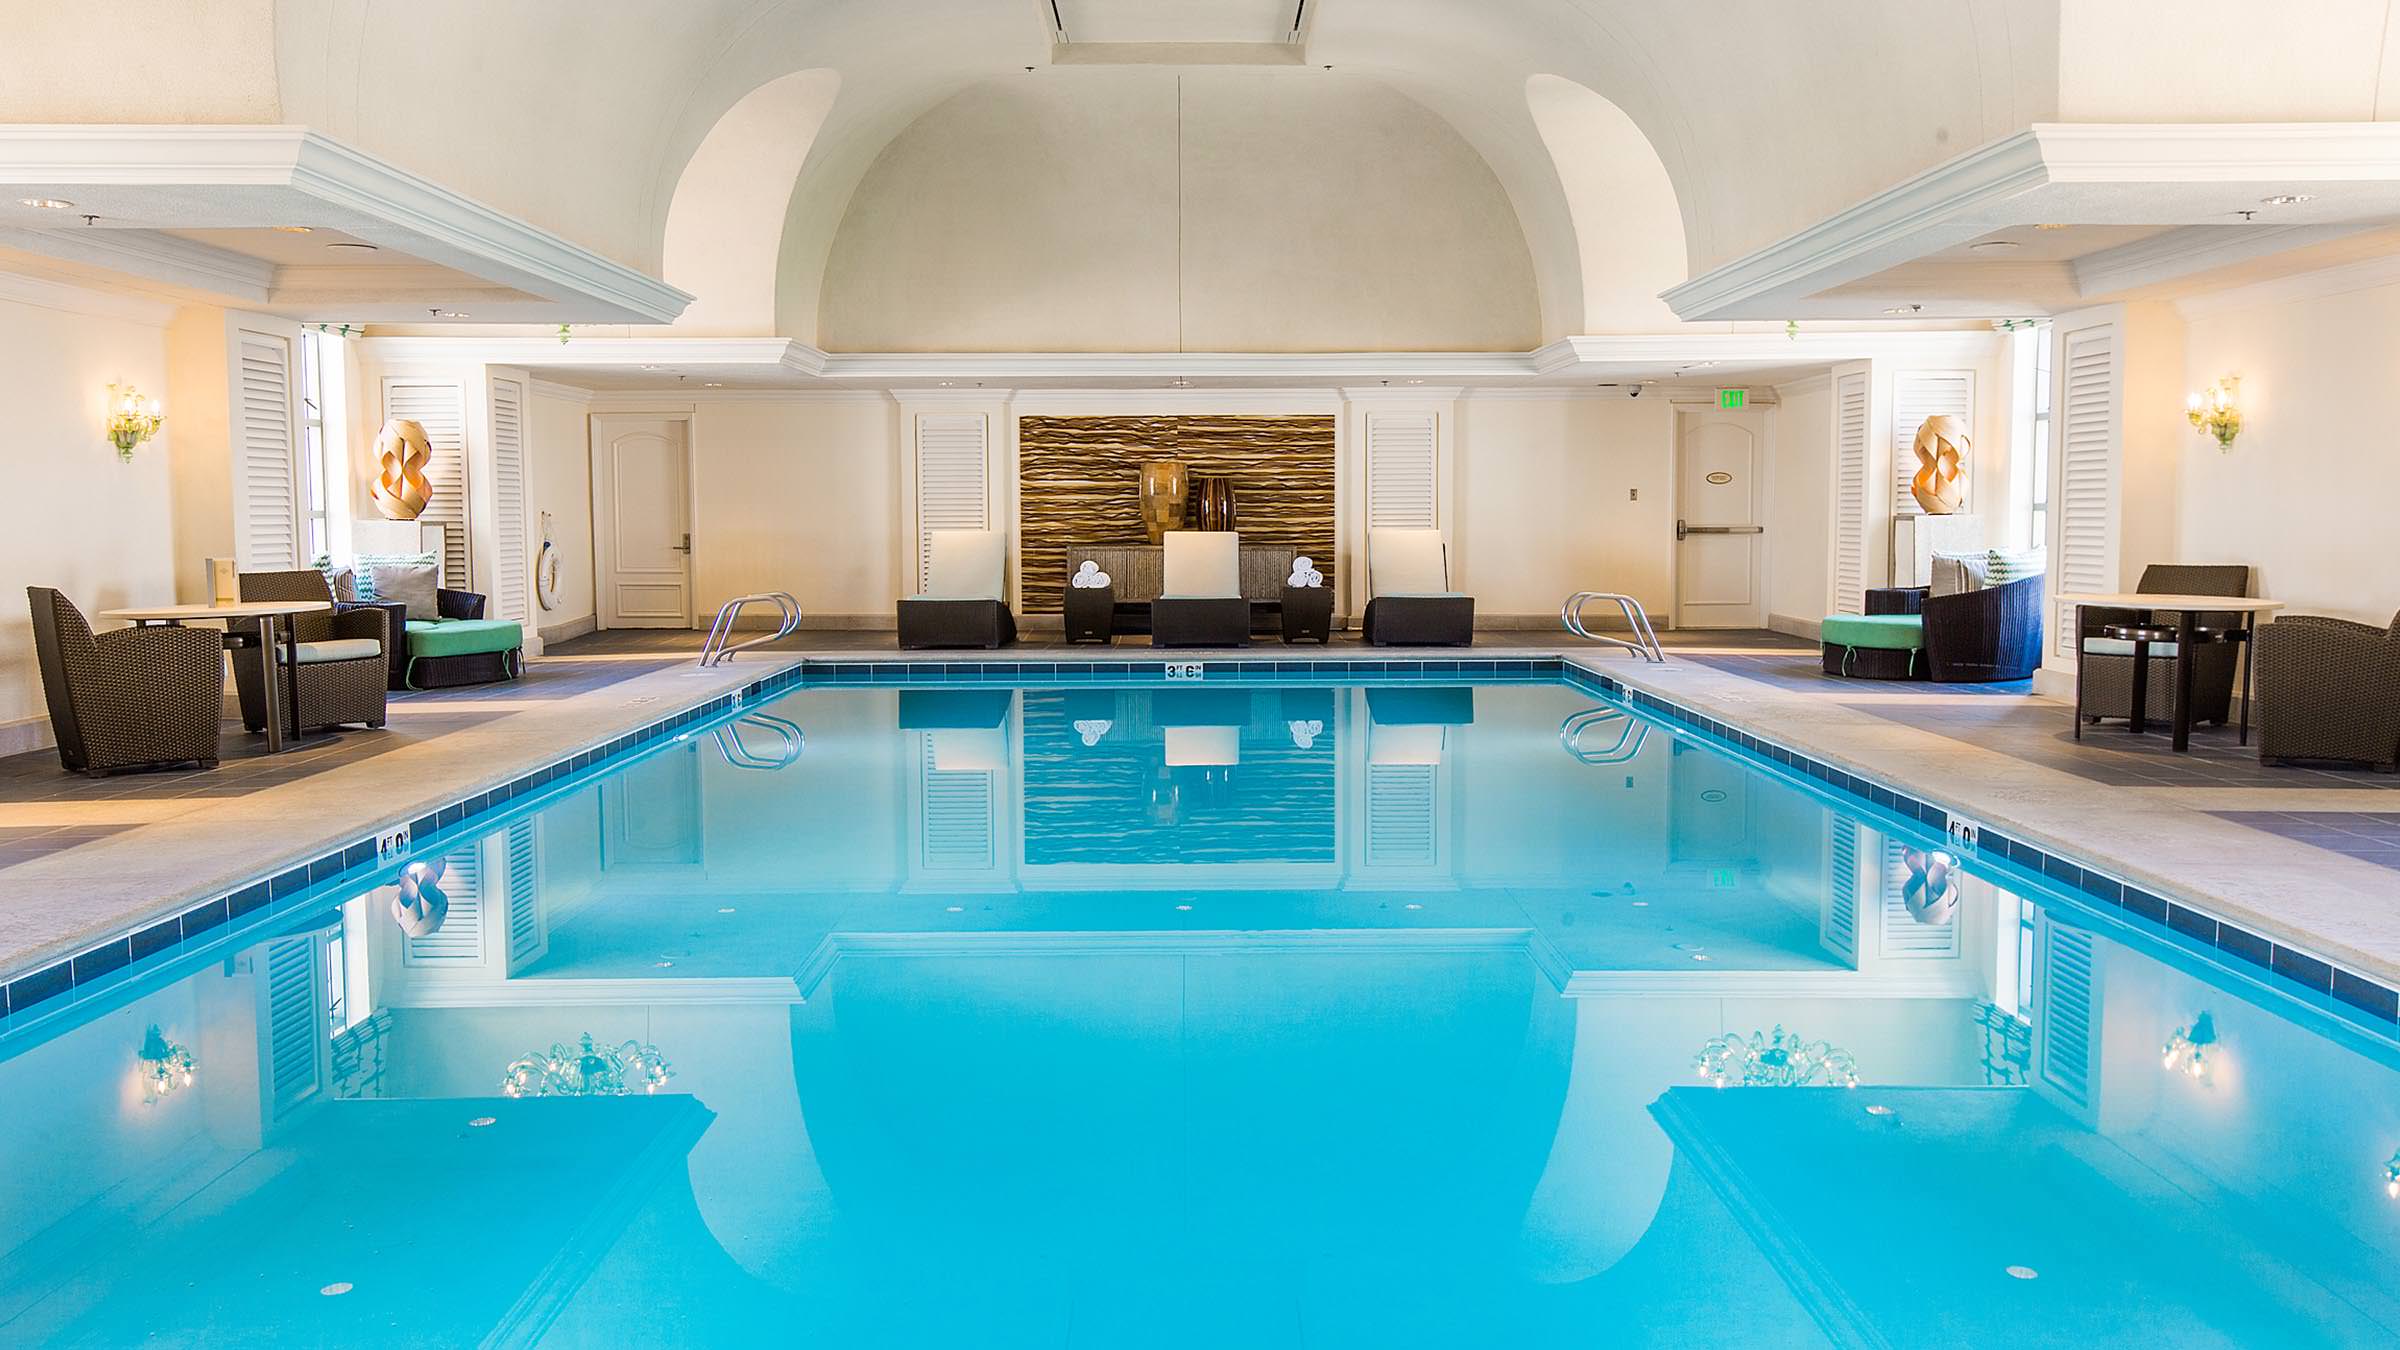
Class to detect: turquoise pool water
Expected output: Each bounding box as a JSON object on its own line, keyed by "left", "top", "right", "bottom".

{"left": 3, "top": 678, "right": 2396, "bottom": 1347}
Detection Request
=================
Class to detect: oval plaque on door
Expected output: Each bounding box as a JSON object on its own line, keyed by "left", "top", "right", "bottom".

{"left": 1705, "top": 471, "right": 1734, "bottom": 485}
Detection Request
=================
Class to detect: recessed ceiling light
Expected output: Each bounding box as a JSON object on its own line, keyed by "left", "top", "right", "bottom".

{"left": 325, "top": 241, "right": 379, "bottom": 251}
{"left": 273, "top": 225, "right": 314, "bottom": 234}
{"left": 937, "top": 380, "right": 957, "bottom": 387}
{"left": 468, "top": 1115, "right": 497, "bottom": 1127}
{"left": 1969, "top": 240, "right": 2021, "bottom": 253}
{"left": 436, "top": 310, "right": 469, "bottom": 318}
{"left": 640, "top": 364, "right": 662, "bottom": 371}
{"left": 945, "top": 905, "right": 964, "bottom": 913}
{"left": 1883, "top": 304, "right": 1925, "bottom": 316}
{"left": 1405, "top": 378, "right": 1425, "bottom": 385}
{"left": 1865, "top": 1104, "right": 1896, "bottom": 1117}
{"left": 320, "top": 1283, "right": 354, "bottom": 1297}
{"left": 2260, "top": 194, "right": 2314, "bottom": 206}
{"left": 1404, "top": 902, "right": 1424, "bottom": 911}
{"left": 2033, "top": 223, "right": 2069, "bottom": 231}
{"left": 18, "top": 197, "right": 72, "bottom": 210}
{"left": 703, "top": 381, "right": 724, "bottom": 388}
{"left": 2005, "top": 1266, "right": 2039, "bottom": 1281}
{"left": 1175, "top": 903, "right": 1194, "bottom": 912}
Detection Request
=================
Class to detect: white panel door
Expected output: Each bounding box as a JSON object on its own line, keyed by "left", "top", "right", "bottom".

{"left": 1674, "top": 410, "right": 1766, "bottom": 628}
{"left": 592, "top": 415, "right": 692, "bottom": 628}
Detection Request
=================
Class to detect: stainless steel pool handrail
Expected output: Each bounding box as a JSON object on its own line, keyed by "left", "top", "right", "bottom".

{"left": 1561, "top": 591, "right": 1665, "bottom": 662}
{"left": 698, "top": 592, "right": 802, "bottom": 666}
{"left": 712, "top": 713, "right": 805, "bottom": 770}
{"left": 1560, "top": 707, "right": 1649, "bottom": 764}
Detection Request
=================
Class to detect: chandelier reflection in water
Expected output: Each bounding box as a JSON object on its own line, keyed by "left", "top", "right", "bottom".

{"left": 501, "top": 1033, "right": 674, "bottom": 1098}
{"left": 1695, "top": 1025, "right": 1860, "bottom": 1089}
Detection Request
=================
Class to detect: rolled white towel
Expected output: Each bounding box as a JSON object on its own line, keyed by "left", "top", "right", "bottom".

{"left": 1303, "top": 567, "right": 1323, "bottom": 587}
{"left": 1287, "top": 567, "right": 1323, "bottom": 589}
{"left": 1070, "top": 561, "right": 1112, "bottom": 589}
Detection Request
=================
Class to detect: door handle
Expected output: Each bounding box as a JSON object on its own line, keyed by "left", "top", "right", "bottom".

{"left": 672, "top": 533, "right": 692, "bottom": 553}
{"left": 1677, "top": 520, "right": 1764, "bottom": 540}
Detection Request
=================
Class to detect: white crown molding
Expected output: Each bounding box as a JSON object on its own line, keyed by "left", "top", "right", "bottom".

{"left": 1664, "top": 122, "right": 2400, "bottom": 321}
{"left": 2173, "top": 249, "right": 2400, "bottom": 320}
{"left": 1338, "top": 385, "right": 1464, "bottom": 402}
{"left": 0, "top": 264, "right": 177, "bottom": 326}
{"left": 2072, "top": 222, "right": 2372, "bottom": 298}
{"left": 524, "top": 378, "right": 595, "bottom": 404}
{"left": 820, "top": 349, "right": 1529, "bottom": 382}
{"left": 1010, "top": 389, "right": 1345, "bottom": 413}
{"left": 0, "top": 225, "right": 271, "bottom": 300}
{"left": 0, "top": 125, "right": 692, "bottom": 323}
{"left": 1772, "top": 371, "right": 1834, "bottom": 397}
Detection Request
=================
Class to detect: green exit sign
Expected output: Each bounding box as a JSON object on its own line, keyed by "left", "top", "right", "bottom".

{"left": 1717, "top": 388, "right": 1748, "bottom": 410}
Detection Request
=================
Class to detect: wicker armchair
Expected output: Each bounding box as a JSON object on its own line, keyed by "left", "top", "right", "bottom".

{"left": 26, "top": 588, "right": 223, "bottom": 775}
{"left": 2077, "top": 564, "right": 2249, "bottom": 727}
{"left": 232, "top": 571, "right": 389, "bottom": 734}
{"left": 2256, "top": 612, "right": 2400, "bottom": 771}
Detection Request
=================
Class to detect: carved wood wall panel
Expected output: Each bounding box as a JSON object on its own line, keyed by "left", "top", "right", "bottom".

{"left": 1016, "top": 414, "right": 1336, "bottom": 613}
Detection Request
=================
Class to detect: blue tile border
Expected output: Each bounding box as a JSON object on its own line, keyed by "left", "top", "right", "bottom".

{"left": 10, "top": 652, "right": 2398, "bottom": 1036}
{"left": 1558, "top": 660, "right": 2400, "bottom": 1030}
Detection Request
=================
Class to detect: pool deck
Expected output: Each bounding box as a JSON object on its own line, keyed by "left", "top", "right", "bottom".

{"left": 1, "top": 627, "right": 2395, "bottom": 1004}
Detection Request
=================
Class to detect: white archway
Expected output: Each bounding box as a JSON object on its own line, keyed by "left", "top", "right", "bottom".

{"left": 662, "top": 67, "right": 842, "bottom": 334}
{"left": 1525, "top": 74, "right": 1687, "bottom": 334}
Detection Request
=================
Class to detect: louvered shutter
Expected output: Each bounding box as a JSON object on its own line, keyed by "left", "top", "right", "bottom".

{"left": 384, "top": 379, "right": 472, "bottom": 587}
{"left": 2053, "top": 327, "right": 2117, "bottom": 657}
{"left": 1879, "top": 837, "right": 1960, "bottom": 957}
{"left": 264, "top": 934, "right": 325, "bottom": 1119}
{"left": 1364, "top": 412, "right": 1438, "bottom": 529}
{"left": 504, "top": 820, "right": 544, "bottom": 970}
{"left": 1821, "top": 816, "right": 1861, "bottom": 961}
{"left": 2034, "top": 919, "right": 2099, "bottom": 1109}
{"left": 487, "top": 377, "right": 530, "bottom": 624}
{"left": 914, "top": 413, "right": 990, "bottom": 593}
{"left": 232, "top": 329, "right": 302, "bottom": 569}
{"left": 402, "top": 843, "right": 484, "bottom": 966}
{"left": 1832, "top": 371, "right": 1870, "bottom": 613}
{"left": 918, "top": 738, "right": 996, "bottom": 870}
{"left": 1364, "top": 762, "right": 1439, "bottom": 868}
{"left": 1890, "top": 371, "right": 1974, "bottom": 517}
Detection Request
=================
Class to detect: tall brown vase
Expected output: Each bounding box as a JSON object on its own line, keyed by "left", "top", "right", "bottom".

{"left": 1193, "top": 476, "right": 1237, "bottom": 532}
{"left": 1138, "top": 460, "right": 1189, "bottom": 543}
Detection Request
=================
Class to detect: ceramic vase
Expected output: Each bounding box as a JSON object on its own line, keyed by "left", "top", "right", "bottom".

{"left": 1138, "top": 460, "right": 1189, "bottom": 543}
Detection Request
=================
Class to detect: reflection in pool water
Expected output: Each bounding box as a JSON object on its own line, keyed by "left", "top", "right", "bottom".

{"left": 1, "top": 681, "right": 2394, "bottom": 1347}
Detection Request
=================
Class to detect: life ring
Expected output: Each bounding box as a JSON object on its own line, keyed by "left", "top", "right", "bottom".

{"left": 536, "top": 538, "right": 562, "bottom": 612}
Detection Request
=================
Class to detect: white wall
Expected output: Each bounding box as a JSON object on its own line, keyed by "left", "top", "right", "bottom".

{"left": 527, "top": 387, "right": 597, "bottom": 642}
{"left": 815, "top": 71, "right": 1542, "bottom": 352}
{"left": 1452, "top": 394, "right": 1674, "bottom": 620}
{"left": 0, "top": 280, "right": 182, "bottom": 750}
{"left": 2175, "top": 273, "right": 2400, "bottom": 624}
{"left": 1767, "top": 375, "right": 1833, "bottom": 633}
{"left": 688, "top": 397, "right": 901, "bottom": 623}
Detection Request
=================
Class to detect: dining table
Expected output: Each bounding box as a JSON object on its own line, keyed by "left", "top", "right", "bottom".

{"left": 2057, "top": 592, "right": 2286, "bottom": 752}
{"left": 98, "top": 600, "right": 333, "bottom": 754}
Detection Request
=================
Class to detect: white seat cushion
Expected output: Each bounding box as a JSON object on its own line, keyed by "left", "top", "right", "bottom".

{"left": 922, "top": 528, "right": 1006, "bottom": 601}
{"left": 2081, "top": 638, "right": 2182, "bottom": 658}
{"left": 1369, "top": 528, "right": 1450, "bottom": 598}
{"left": 1161, "top": 530, "right": 1241, "bottom": 599}
{"left": 276, "top": 638, "right": 382, "bottom": 664}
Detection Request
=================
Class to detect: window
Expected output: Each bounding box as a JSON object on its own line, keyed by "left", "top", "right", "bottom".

{"left": 297, "top": 330, "right": 336, "bottom": 560}
{"left": 2017, "top": 324, "right": 2052, "bottom": 550}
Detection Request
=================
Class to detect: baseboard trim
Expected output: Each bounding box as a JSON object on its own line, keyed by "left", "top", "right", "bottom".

{"left": 537, "top": 614, "right": 598, "bottom": 646}
{"left": 0, "top": 714, "right": 54, "bottom": 758}
{"left": 1769, "top": 613, "right": 1823, "bottom": 641}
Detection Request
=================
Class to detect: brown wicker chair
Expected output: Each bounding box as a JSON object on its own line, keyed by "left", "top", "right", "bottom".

{"left": 26, "top": 588, "right": 223, "bottom": 775}
{"left": 2076, "top": 564, "right": 2249, "bottom": 728}
{"left": 232, "top": 571, "right": 389, "bottom": 735}
{"left": 2256, "top": 612, "right": 2400, "bottom": 771}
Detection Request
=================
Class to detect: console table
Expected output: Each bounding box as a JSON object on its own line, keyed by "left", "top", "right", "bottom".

{"left": 1074, "top": 542, "right": 1319, "bottom": 635}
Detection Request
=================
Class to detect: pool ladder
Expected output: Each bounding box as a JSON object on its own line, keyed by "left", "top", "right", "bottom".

{"left": 698, "top": 591, "right": 802, "bottom": 667}
{"left": 712, "top": 713, "right": 805, "bottom": 770}
{"left": 1561, "top": 591, "right": 1665, "bottom": 662}
{"left": 1560, "top": 707, "right": 1649, "bottom": 764}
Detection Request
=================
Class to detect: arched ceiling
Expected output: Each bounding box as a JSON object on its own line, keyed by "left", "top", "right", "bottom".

{"left": 46, "top": 1, "right": 2061, "bottom": 339}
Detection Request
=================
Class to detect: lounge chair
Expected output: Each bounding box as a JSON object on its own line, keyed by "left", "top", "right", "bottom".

{"left": 899, "top": 528, "right": 1016, "bottom": 650}
{"left": 26, "top": 587, "right": 223, "bottom": 774}
{"left": 1150, "top": 531, "right": 1250, "bottom": 647}
{"left": 2255, "top": 611, "right": 2400, "bottom": 770}
{"left": 233, "top": 571, "right": 390, "bottom": 733}
{"left": 1362, "top": 528, "right": 1473, "bottom": 646}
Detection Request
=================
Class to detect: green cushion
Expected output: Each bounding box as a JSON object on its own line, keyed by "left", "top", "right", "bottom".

{"left": 1820, "top": 614, "right": 1925, "bottom": 651}
{"left": 405, "top": 618, "right": 523, "bottom": 659}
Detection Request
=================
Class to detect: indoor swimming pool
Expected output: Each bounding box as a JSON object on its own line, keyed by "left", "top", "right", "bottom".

{"left": 2, "top": 674, "right": 2396, "bottom": 1347}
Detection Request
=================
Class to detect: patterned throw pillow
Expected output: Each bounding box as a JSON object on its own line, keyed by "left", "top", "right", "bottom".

{"left": 309, "top": 555, "right": 358, "bottom": 602}
{"left": 350, "top": 550, "right": 439, "bottom": 605}
{"left": 1984, "top": 547, "right": 2046, "bottom": 584}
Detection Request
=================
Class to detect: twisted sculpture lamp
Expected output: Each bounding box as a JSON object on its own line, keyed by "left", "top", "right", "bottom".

{"left": 371, "top": 418, "right": 434, "bottom": 520}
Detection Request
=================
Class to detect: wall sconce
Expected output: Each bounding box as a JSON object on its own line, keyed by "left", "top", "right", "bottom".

{"left": 2186, "top": 376, "right": 2241, "bottom": 450}
{"left": 138, "top": 1024, "right": 195, "bottom": 1103}
{"left": 2160, "top": 1011, "right": 2218, "bottom": 1083}
{"left": 106, "top": 382, "right": 164, "bottom": 461}
{"left": 2383, "top": 1146, "right": 2400, "bottom": 1199}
